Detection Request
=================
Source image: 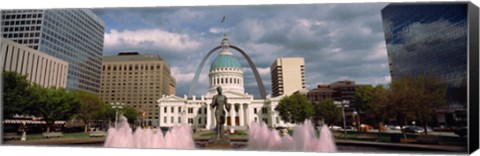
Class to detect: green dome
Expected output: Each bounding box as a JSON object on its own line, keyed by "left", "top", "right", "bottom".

{"left": 210, "top": 54, "right": 242, "bottom": 70}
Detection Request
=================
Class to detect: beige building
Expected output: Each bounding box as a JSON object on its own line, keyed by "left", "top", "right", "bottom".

{"left": 100, "top": 52, "right": 176, "bottom": 127}
{"left": 0, "top": 38, "right": 68, "bottom": 88}
{"left": 270, "top": 57, "right": 306, "bottom": 97}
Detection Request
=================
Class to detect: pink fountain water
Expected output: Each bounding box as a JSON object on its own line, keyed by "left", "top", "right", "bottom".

{"left": 104, "top": 116, "right": 195, "bottom": 149}
{"left": 104, "top": 116, "right": 336, "bottom": 152}
{"left": 247, "top": 120, "right": 337, "bottom": 152}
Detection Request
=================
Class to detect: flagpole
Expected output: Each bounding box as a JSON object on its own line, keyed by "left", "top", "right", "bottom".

{"left": 221, "top": 16, "right": 226, "bottom": 35}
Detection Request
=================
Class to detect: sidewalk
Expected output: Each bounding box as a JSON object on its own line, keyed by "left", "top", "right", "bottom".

{"left": 4, "top": 137, "right": 105, "bottom": 146}
{"left": 335, "top": 139, "right": 467, "bottom": 152}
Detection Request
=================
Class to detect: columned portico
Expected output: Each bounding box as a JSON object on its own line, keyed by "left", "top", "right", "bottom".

{"left": 207, "top": 103, "right": 212, "bottom": 129}
{"left": 239, "top": 104, "right": 245, "bottom": 126}
{"left": 230, "top": 104, "right": 235, "bottom": 127}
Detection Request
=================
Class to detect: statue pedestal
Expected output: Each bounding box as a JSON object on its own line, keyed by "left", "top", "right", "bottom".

{"left": 205, "top": 136, "right": 232, "bottom": 149}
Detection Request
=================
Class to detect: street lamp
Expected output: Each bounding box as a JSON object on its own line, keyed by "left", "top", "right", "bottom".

{"left": 353, "top": 110, "right": 360, "bottom": 131}
{"left": 110, "top": 102, "right": 125, "bottom": 128}
{"left": 335, "top": 100, "right": 349, "bottom": 139}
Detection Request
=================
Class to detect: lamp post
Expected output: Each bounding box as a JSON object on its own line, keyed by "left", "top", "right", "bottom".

{"left": 110, "top": 102, "right": 124, "bottom": 128}
{"left": 335, "top": 100, "right": 349, "bottom": 139}
{"left": 141, "top": 111, "right": 146, "bottom": 128}
{"left": 353, "top": 110, "right": 359, "bottom": 131}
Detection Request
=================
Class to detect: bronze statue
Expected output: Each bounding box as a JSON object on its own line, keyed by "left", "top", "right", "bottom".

{"left": 211, "top": 86, "right": 230, "bottom": 141}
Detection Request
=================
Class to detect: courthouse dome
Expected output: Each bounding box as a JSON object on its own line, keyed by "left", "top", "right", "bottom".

{"left": 210, "top": 55, "right": 242, "bottom": 70}
{"left": 210, "top": 33, "right": 242, "bottom": 71}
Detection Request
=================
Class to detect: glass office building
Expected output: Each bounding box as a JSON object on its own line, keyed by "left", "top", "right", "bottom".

{"left": 381, "top": 3, "right": 469, "bottom": 126}
{"left": 1, "top": 9, "right": 104, "bottom": 94}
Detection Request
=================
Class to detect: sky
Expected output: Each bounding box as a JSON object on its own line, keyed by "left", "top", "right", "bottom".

{"left": 91, "top": 3, "right": 392, "bottom": 97}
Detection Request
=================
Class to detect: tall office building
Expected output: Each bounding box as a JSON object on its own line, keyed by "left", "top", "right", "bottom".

{"left": 381, "top": 3, "right": 474, "bottom": 126}
{"left": 270, "top": 57, "right": 306, "bottom": 97}
{"left": 100, "top": 52, "right": 176, "bottom": 127}
{"left": 1, "top": 9, "right": 104, "bottom": 94}
{"left": 1, "top": 38, "right": 68, "bottom": 88}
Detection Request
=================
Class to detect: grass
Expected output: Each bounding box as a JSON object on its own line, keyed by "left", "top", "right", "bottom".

{"left": 24, "top": 132, "right": 94, "bottom": 140}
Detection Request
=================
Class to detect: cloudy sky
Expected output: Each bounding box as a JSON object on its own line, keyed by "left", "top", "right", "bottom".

{"left": 92, "top": 3, "right": 392, "bottom": 97}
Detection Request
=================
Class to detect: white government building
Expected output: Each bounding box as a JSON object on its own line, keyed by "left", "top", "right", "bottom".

{"left": 157, "top": 34, "right": 294, "bottom": 130}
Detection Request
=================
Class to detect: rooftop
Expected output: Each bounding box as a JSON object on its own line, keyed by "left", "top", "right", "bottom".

{"left": 103, "top": 52, "right": 164, "bottom": 62}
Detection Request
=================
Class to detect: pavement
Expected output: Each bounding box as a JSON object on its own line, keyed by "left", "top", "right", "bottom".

{"left": 3, "top": 136, "right": 467, "bottom": 153}
{"left": 339, "top": 129, "right": 458, "bottom": 137}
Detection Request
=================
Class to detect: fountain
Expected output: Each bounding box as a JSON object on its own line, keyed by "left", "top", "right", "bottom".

{"left": 104, "top": 116, "right": 195, "bottom": 149}
{"left": 247, "top": 120, "right": 337, "bottom": 152}
{"left": 104, "top": 116, "right": 335, "bottom": 152}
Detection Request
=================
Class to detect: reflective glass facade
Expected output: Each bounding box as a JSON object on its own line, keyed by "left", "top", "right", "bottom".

{"left": 381, "top": 3, "right": 468, "bottom": 126}
{"left": 1, "top": 9, "right": 104, "bottom": 94}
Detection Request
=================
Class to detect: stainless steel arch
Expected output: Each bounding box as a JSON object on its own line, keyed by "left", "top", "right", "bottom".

{"left": 187, "top": 45, "right": 267, "bottom": 99}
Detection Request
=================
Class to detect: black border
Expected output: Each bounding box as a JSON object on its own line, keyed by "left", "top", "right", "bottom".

{"left": 468, "top": 2, "right": 479, "bottom": 154}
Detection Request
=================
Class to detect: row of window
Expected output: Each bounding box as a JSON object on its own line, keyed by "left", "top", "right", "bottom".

{"left": 163, "top": 117, "right": 206, "bottom": 125}
{"left": 2, "top": 20, "right": 42, "bottom": 26}
{"left": 211, "top": 77, "right": 242, "bottom": 85}
{"left": 2, "top": 26, "right": 41, "bottom": 32}
{"left": 103, "top": 64, "right": 163, "bottom": 71}
{"left": 2, "top": 13, "right": 43, "bottom": 19}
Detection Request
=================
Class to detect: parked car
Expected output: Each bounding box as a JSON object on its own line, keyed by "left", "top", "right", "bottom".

{"left": 454, "top": 127, "right": 467, "bottom": 137}
{"left": 384, "top": 125, "right": 401, "bottom": 130}
{"left": 403, "top": 126, "right": 424, "bottom": 134}
{"left": 345, "top": 126, "right": 355, "bottom": 130}
{"left": 329, "top": 125, "right": 342, "bottom": 130}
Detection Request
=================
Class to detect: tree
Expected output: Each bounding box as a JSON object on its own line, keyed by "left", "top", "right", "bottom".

{"left": 29, "top": 85, "right": 81, "bottom": 132}
{"left": 409, "top": 75, "right": 447, "bottom": 135}
{"left": 353, "top": 85, "right": 387, "bottom": 131}
{"left": 122, "top": 106, "right": 139, "bottom": 125}
{"left": 313, "top": 99, "right": 342, "bottom": 126}
{"left": 95, "top": 104, "right": 116, "bottom": 128}
{"left": 380, "top": 77, "right": 415, "bottom": 137}
{"left": 3, "top": 71, "right": 34, "bottom": 118}
{"left": 76, "top": 90, "right": 106, "bottom": 132}
{"left": 274, "top": 92, "right": 314, "bottom": 124}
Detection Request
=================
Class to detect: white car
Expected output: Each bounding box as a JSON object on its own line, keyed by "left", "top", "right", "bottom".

{"left": 329, "top": 125, "right": 342, "bottom": 130}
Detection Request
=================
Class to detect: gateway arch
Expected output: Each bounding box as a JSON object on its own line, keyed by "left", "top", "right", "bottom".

{"left": 187, "top": 45, "right": 267, "bottom": 99}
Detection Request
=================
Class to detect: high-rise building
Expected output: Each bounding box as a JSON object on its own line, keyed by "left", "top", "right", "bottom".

{"left": 270, "top": 57, "right": 306, "bottom": 97}
{"left": 1, "top": 9, "right": 104, "bottom": 94}
{"left": 1, "top": 38, "right": 68, "bottom": 88}
{"left": 100, "top": 52, "right": 176, "bottom": 127}
{"left": 381, "top": 3, "right": 473, "bottom": 126}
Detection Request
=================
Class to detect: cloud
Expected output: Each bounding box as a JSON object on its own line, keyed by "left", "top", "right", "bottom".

{"left": 94, "top": 3, "right": 392, "bottom": 97}
{"left": 104, "top": 28, "right": 202, "bottom": 52}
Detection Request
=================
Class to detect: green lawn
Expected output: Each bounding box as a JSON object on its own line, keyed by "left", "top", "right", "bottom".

{"left": 24, "top": 132, "right": 93, "bottom": 140}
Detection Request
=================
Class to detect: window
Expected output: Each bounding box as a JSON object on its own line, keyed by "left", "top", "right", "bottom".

{"left": 254, "top": 108, "right": 257, "bottom": 114}
{"left": 188, "top": 118, "right": 193, "bottom": 124}
{"left": 178, "top": 107, "right": 181, "bottom": 113}
{"left": 171, "top": 117, "right": 174, "bottom": 124}
{"left": 171, "top": 107, "right": 174, "bottom": 113}
{"left": 164, "top": 107, "right": 167, "bottom": 113}
{"left": 178, "top": 117, "right": 181, "bottom": 124}
{"left": 262, "top": 107, "right": 268, "bottom": 114}
{"left": 164, "top": 117, "right": 167, "bottom": 123}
